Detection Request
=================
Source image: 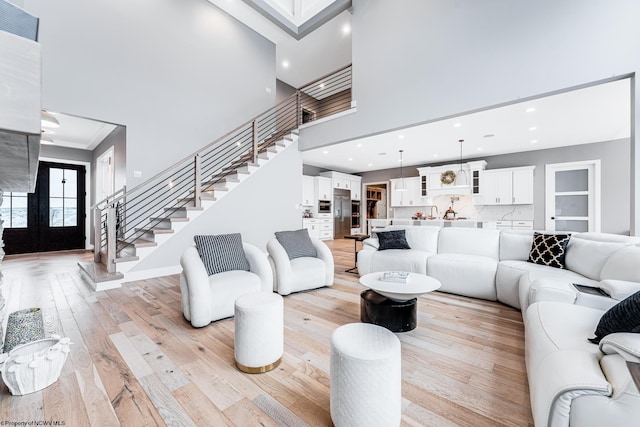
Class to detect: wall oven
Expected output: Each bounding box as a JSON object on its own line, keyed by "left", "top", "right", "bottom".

{"left": 318, "top": 200, "right": 331, "bottom": 213}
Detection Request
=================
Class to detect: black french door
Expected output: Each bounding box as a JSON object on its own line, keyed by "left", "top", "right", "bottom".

{"left": 2, "top": 161, "right": 86, "bottom": 254}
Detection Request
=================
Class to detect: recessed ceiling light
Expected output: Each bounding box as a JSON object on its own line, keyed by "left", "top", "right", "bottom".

{"left": 348, "top": 158, "right": 353, "bottom": 161}
{"left": 530, "top": 140, "right": 538, "bottom": 144}
{"left": 356, "top": 143, "right": 362, "bottom": 148}
{"left": 379, "top": 152, "right": 387, "bottom": 156}
{"left": 433, "top": 154, "right": 439, "bottom": 158}
{"left": 477, "top": 148, "right": 483, "bottom": 151}
{"left": 342, "top": 24, "right": 351, "bottom": 35}
{"left": 323, "top": 150, "right": 329, "bottom": 154}
{"left": 453, "top": 123, "right": 461, "bottom": 128}
{"left": 529, "top": 126, "right": 537, "bottom": 131}
{"left": 526, "top": 107, "right": 536, "bottom": 113}
{"left": 282, "top": 60, "right": 290, "bottom": 68}
{"left": 367, "top": 163, "right": 373, "bottom": 167}
{"left": 398, "top": 134, "right": 405, "bottom": 139}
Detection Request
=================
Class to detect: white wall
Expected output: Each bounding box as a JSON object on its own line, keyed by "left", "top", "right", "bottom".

{"left": 130, "top": 141, "right": 303, "bottom": 274}
{"left": 299, "top": 0, "right": 640, "bottom": 233}
{"left": 22, "top": 0, "right": 276, "bottom": 186}
{"left": 91, "top": 126, "right": 126, "bottom": 205}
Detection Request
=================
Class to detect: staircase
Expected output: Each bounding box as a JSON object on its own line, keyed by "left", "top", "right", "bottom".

{"left": 79, "top": 65, "right": 352, "bottom": 290}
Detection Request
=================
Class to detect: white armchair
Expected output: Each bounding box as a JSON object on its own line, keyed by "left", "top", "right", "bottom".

{"left": 179, "top": 242, "right": 272, "bottom": 327}
{"left": 267, "top": 236, "right": 334, "bottom": 296}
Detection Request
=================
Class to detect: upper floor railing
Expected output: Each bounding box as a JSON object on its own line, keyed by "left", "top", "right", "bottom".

{"left": 93, "top": 64, "right": 352, "bottom": 273}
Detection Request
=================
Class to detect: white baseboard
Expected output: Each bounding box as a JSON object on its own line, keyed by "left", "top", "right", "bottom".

{"left": 122, "top": 265, "right": 182, "bottom": 284}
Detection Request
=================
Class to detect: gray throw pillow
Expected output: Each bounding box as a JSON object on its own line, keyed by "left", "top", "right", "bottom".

{"left": 194, "top": 233, "right": 250, "bottom": 276}
{"left": 588, "top": 291, "right": 640, "bottom": 344}
{"left": 377, "top": 229, "right": 411, "bottom": 250}
{"left": 275, "top": 229, "right": 317, "bottom": 260}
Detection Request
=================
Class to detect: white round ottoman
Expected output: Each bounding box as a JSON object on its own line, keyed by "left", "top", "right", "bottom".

{"left": 234, "top": 292, "right": 283, "bottom": 373}
{"left": 330, "top": 323, "right": 402, "bottom": 427}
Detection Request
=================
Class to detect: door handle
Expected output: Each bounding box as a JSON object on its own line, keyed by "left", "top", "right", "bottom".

{"left": 551, "top": 216, "right": 556, "bottom": 220}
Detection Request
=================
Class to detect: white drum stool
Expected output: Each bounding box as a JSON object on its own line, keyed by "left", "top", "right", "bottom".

{"left": 234, "top": 292, "right": 283, "bottom": 373}
{"left": 330, "top": 323, "right": 401, "bottom": 427}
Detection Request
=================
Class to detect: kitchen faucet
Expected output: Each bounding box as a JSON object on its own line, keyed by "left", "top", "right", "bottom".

{"left": 428, "top": 205, "right": 439, "bottom": 219}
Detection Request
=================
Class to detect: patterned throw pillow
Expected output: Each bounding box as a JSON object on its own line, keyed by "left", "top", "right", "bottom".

{"left": 275, "top": 229, "right": 317, "bottom": 260}
{"left": 377, "top": 229, "right": 411, "bottom": 250}
{"left": 589, "top": 291, "right": 640, "bottom": 344}
{"left": 194, "top": 233, "right": 250, "bottom": 276}
{"left": 527, "top": 232, "right": 571, "bottom": 269}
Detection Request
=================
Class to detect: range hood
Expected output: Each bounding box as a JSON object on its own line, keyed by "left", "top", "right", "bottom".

{"left": 417, "top": 161, "right": 486, "bottom": 197}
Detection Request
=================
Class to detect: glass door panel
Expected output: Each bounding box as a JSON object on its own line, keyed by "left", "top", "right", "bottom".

{"left": 2, "top": 161, "right": 85, "bottom": 254}
{"left": 545, "top": 161, "right": 599, "bottom": 232}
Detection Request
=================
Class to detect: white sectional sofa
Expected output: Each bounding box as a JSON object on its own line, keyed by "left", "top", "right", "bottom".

{"left": 357, "top": 226, "right": 640, "bottom": 427}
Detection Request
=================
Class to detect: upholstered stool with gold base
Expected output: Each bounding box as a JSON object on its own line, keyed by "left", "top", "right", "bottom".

{"left": 234, "top": 292, "right": 283, "bottom": 373}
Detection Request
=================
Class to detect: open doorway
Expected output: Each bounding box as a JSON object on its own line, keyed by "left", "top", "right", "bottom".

{"left": 364, "top": 182, "right": 388, "bottom": 234}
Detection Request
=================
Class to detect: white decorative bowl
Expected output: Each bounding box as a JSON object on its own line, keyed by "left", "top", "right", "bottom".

{"left": 0, "top": 335, "right": 71, "bottom": 395}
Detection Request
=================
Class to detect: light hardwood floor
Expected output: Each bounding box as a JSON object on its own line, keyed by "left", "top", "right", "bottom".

{"left": 0, "top": 240, "right": 533, "bottom": 426}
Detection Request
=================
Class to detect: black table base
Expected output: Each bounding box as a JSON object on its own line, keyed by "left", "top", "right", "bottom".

{"left": 344, "top": 234, "right": 369, "bottom": 274}
{"left": 360, "top": 289, "right": 417, "bottom": 332}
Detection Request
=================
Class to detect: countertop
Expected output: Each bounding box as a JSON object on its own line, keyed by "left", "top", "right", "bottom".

{"left": 368, "top": 218, "right": 483, "bottom": 228}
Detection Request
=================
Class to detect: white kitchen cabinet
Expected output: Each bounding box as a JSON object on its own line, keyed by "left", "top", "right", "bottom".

{"left": 478, "top": 166, "right": 534, "bottom": 205}
{"left": 350, "top": 180, "right": 361, "bottom": 200}
{"left": 390, "top": 179, "right": 403, "bottom": 207}
{"left": 333, "top": 178, "right": 350, "bottom": 189}
{"left": 302, "top": 175, "right": 315, "bottom": 206}
{"left": 495, "top": 220, "right": 513, "bottom": 230}
{"left": 485, "top": 220, "right": 533, "bottom": 230}
{"left": 302, "top": 219, "right": 320, "bottom": 239}
{"left": 512, "top": 220, "right": 534, "bottom": 230}
{"left": 481, "top": 170, "right": 513, "bottom": 205}
{"left": 303, "top": 218, "right": 333, "bottom": 240}
{"left": 319, "top": 218, "right": 333, "bottom": 240}
{"left": 512, "top": 169, "right": 534, "bottom": 204}
{"left": 316, "top": 177, "right": 332, "bottom": 201}
{"left": 390, "top": 177, "right": 421, "bottom": 206}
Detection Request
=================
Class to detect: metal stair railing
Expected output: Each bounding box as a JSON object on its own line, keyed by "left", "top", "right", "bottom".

{"left": 91, "top": 64, "right": 352, "bottom": 274}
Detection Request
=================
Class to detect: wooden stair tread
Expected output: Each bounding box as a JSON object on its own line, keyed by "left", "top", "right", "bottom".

{"left": 164, "top": 206, "right": 203, "bottom": 212}
{"left": 135, "top": 227, "right": 175, "bottom": 234}
{"left": 117, "top": 238, "right": 158, "bottom": 248}
{"left": 149, "top": 216, "right": 190, "bottom": 222}
{"left": 78, "top": 261, "right": 124, "bottom": 283}
{"left": 179, "top": 195, "right": 216, "bottom": 203}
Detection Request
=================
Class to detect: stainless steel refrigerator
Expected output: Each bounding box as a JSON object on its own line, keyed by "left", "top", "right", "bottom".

{"left": 333, "top": 189, "right": 351, "bottom": 239}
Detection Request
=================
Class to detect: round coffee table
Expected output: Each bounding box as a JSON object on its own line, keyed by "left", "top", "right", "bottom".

{"left": 359, "top": 272, "right": 441, "bottom": 332}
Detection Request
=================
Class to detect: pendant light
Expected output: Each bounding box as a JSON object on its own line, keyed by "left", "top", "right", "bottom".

{"left": 396, "top": 149, "right": 407, "bottom": 191}
{"left": 455, "top": 139, "right": 467, "bottom": 186}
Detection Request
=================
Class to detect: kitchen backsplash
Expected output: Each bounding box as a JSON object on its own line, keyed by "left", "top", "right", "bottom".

{"left": 392, "top": 195, "right": 534, "bottom": 222}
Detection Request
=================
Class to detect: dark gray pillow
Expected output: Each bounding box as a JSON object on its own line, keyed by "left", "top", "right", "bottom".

{"left": 377, "top": 229, "right": 411, "bottom": 250}
{"left": 589, "top": 291, "right": 640, "bottom": 344}
{"left": 194, "top": 233, "right": 250, "bottom": 276}
{"left": 275, "top": 229, "right": 317, "bottom": 260}
{"left": 527, "top": 232, "right": 571, "bottom": 269}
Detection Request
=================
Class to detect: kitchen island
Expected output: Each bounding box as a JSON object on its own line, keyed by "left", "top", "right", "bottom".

{"left": 367, "top": 218, "right": 485, "bottom": 234}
